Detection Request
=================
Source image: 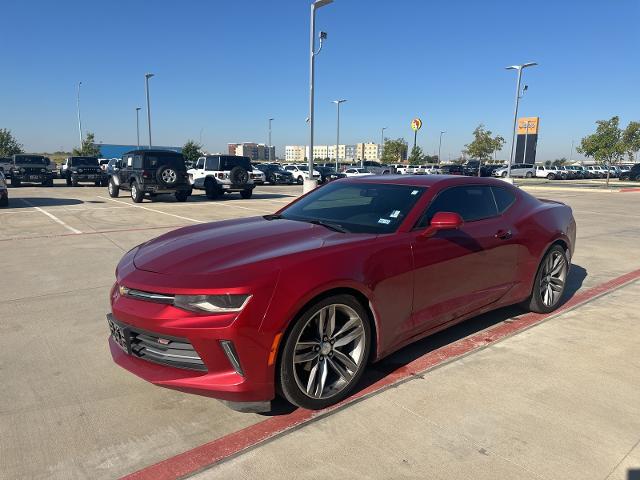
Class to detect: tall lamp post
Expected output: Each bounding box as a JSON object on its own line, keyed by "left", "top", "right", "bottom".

{"left": 268, "top": 118, "right": 274, "bottom": 162}
{"left": 135, "top": 107, "right": 141, "bottom": 148}
{"left": 145, "top": 73, "right": 155, "bottom": 149}
{"left": 380, "top": 127, "right": 387, "bottom": 160}
{"left": 76, "top": 81, "right": 83, "bottom": 147}
{"left": 438, "top": 131, "right": 445, "bottom": 164}
{"left": 306, "top": 0, "right": 333, "bottom": 193}
{"left": 332, "top": 99, "right": 346, "bottom": 171}
{"left": 505, "top": 62, "right": 537, "bottom": 181}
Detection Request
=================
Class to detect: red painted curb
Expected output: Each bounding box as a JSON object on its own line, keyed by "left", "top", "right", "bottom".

{"left": 121, "top": 267, "right": 640, "bottom": 480}
{"left": 620, "top": 187, "right": 640, "bottom": 193}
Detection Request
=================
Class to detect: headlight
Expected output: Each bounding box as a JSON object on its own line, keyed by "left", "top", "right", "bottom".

{"left": 173, "top": 294, "right": 251, "bottom": 313}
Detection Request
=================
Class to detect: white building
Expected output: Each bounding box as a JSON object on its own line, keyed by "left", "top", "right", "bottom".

{"left": 285, "top": 145, "right": 306, "bottom": 163}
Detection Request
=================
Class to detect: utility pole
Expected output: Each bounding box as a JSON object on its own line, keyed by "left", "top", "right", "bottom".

{"left": 145, "top": 73, "right": 155, "bottom": 148}
{"left": 77, "top": 82, "right": 83, "bottom": 147}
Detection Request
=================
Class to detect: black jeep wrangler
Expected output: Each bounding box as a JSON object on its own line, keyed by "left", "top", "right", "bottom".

{"left": 10, "top": 154, "right": 54, "bottom": 187}
{"left": 61, "top": 156, "right": 105, "bottom": 186}
{"left": 107, "top": 149, "right": 192, "bottom": 203}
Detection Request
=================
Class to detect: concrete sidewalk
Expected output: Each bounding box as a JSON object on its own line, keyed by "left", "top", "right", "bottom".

{"left": 195, "top": 281, "right": 640, "bottom": 480}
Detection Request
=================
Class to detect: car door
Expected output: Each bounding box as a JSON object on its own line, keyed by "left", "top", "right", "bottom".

{"left": 410, "top": 185, "right": 518, "bottom": 332}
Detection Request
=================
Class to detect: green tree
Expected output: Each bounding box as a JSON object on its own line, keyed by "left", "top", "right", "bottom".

{"left": 381, "top": 138, "right": 408, "bottom": 163}
{"left": 552, "top": 157, "right": 568, "bottom": 167}
{"left": 577, "top": 116, "right": 624, "bottom": 186}
{"left": 408, "top": 145, "right": 425, "bottom": 165}
{"left": 621, "top": 121, "right": 640, "bottom": 162}
{"left": 0, "top": 128, "right": 24, "bottom": 156}
{"left": 182, "top": 140, "right": 203, "bottom": 168}
{"left": 72, "top": 132, "right": 101, "bottom": 157}
{"left": 464, "top": 125, "right": 504, "bottom": 161}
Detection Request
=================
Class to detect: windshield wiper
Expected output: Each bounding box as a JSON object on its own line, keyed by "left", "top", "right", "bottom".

{"left": 263, "top": 214, "right": 283, "bottom": 221}
{"left": 308, "top": 219, "right": 350, "bottom": 233}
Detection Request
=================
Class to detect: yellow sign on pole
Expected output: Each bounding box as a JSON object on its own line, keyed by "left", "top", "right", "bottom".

{"left": 411, "top": 118, "right": 423, "bottom": 131}
{"left": 517, "top": 117, "right": 539, "bottom": 135}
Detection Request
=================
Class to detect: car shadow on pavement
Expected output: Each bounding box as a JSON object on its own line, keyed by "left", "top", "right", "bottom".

{"left": 8, "top": 198, "right": 85, "bottom": 209}
{"left": 265, "top": 264, "right": 588, "bottom": 416}
{"left": 184, "top": 193, "right": 296, "bottom": 203}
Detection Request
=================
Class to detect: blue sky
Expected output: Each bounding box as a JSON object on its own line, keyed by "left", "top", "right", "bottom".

{"left": 1, "top": 0, "right": 638, "bottom": 160}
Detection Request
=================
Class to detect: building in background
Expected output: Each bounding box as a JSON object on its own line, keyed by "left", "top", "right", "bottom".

{"left": 356, "top": 142, "right": 382, "bottom": 161}
{"left": 285, "top": 145, "right": 306, "bottom": 163}
{"left": 286, "top": 144, "right": 381, "bottom": 163}
{"left": 227, "top": 142, "right": 275, "bottom": 162}
{"left": 94, "top": 144, "right": 182, "bottom": 158}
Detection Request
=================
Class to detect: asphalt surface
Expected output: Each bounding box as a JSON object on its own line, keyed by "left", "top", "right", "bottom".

{"left": 1, "top": 179, "right": 639, "bottom": 479}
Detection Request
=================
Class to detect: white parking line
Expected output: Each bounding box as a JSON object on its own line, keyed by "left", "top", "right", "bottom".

{"left": 97, "top": 196, "right": 205, "bottom": 223}
{"left": 19, "top": 199, "right": 82, "bottom": 234}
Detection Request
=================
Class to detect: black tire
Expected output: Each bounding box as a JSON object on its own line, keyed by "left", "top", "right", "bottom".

{"left": 71, "top": 176, "right": 79, "bottom": 187}
{"left": 108, "top": 178, "right": 119, "bottom": 198}
{"left": 0, "top": 195, "right": 8, "bottom": 207}
{"left": 156, "top": 165, "right": 178, "bottom": 187}
{"left": 501, "top": 171, "right": 507, "bottom": 178}
{"left": 66, "top": 176, "right": 72, "bottom": 186}
{"left": 94, "top": 180, "right": 101, "bottom": 187}
{"left": 229, "top": 166, "right": 249, "bottom": 185}
{"left": 131, "top": 181, "right": 144, "bottom": 203}
{"left": 267, "top": 173, "right": 276, "bottom": 184}
{"left": 205, "top": 178, "right": 221, "bottom": 200}
{"left": 522, "top": 245, "right": 568, "bottom": 314}
{"left": 175, "top": 191, "right": 189, "bottom": 202}
{"left": 11, "top": 178, "right": 21, "bottom": 187}
{"left": 296, "top": 175, "right": 304, "bottom": 185}
{"left": 240, "top": 189, "right": 253, "bottom": 199}
{"left": 525, "top": 172, "right": 533, "bottom": 178}
{"left": 547, "top": 173, "right": 555, "bottom": 180}
{"left": 277, "top": 294, "right": 372, "bottom": 410}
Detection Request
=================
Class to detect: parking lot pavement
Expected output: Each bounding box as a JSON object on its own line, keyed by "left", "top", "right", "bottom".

{"left": 1, "top": 181, "right": 639, "bottom": 479}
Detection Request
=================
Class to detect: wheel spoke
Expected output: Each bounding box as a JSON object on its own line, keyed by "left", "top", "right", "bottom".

{"left": 315, "top": 358, "right": 328, "bottom": 397}
{"left": 328, "top": 357, "right": 353, "bottom": 382}
{"left": 326, "top": 305, "right": 336, "bottom": 338}
{"left": 317, "top": 309, "right": 326, "bottom": 340}
{"left": 332, "top": 349, "right": 358, "bottom": 372}
{"left": 306, "top": 360, "right": 319, "bottom": 396}
{"left": 294, "top": 342, "right": 319, "bottom": 363}
{"left": 550, "top": 260, "right": 565, "bottom": 276}
{"left": 333, "top": 323, "right": 364, "bottom": 348}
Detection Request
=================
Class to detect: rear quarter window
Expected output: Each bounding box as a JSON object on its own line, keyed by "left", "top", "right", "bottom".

{"left": 491, "top": 186, "right": 516, "bottom": 213}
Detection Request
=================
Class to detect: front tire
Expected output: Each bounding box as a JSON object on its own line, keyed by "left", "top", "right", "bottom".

{"left": 66, "top": 176, "right": 72, "bottom": 186}
{"left": 131, "top": 181, "right": 144, "bottom": 203}
{"left": 205, "top": 179, "right": 221, "bottom": 200}
{"left": 525, "top": 172, "right": 533, "bottom": 178}
{"left": 108, "top": 178, "right": 119, "bottom": 197}
{"left": 523, "top": 245, "right": 568, "bottom": 314}
{"left": 278, "top": 294, "right": 371, "bottom": 410}
{"left": 11, "top": 178, "right": 21, "bottom": 187}
{"left": 175, "top": 191, "right": 189, "bottom": 202}
{"left": 296, "top": 175, "right": 303, "bottom": 185}
{"left": 240, "top": 189, "right": 253, "bottom": 199}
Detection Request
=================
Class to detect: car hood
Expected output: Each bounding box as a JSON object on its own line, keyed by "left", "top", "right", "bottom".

{"left": 133, "top": 217, "right": 375, "bottom": 276}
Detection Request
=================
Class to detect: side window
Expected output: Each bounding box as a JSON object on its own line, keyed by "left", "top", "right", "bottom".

{"left": 205, "top": 157, "right": 219, "bottom": 171}
{"left": 196, "top": 158, "right": 205, "bottom": 169}
{"left": 133, "top": 155, "right": 143, "bottom": 169}
{"left": 415, "top": 186, "right": 498, "bottom": 228}
{"left": 491, "top": 187, "right": 516, "bottom": 214}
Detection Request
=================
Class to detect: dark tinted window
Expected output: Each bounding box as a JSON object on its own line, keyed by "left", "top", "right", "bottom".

{"left": 144, "top": 153, "right": 186, "bottom": 170}
{"left": 416, "top": 185, "right": 498, "bottom": 227}
{"left": 491, "top": 186, "right": 516, "bottom": 213}
{"left": 220, "top": 156, "right": 251, "bottom": 170}
{"left": 14, "top": 155, "right": 46, "bottom": 165}
{"left": 70, "top": 157, "right": 98, "bottom": 166}
{"left": 205, "top": 157, "right": 219, "bottom": 171}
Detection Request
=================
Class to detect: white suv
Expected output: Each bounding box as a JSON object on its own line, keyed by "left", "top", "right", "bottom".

{"left": 188, "top": 155, "right": 257, "bottom": 200}
{"left": 284, "top": 165, "right": 321, "bottom": 184}
{"left": 535, "top": 165, "right": 561, "bottom": 180}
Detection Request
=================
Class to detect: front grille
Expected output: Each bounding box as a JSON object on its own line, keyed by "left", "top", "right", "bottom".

{"left": 129, "top": 328, "right": 207, "bottom": 372}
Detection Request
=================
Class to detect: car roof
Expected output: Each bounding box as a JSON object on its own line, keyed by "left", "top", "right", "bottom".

{"left": 124, "top": 149, "right": 183, "bottom": 156}
{"left": 344, "top": 174, "right": 514, "bottom": 189}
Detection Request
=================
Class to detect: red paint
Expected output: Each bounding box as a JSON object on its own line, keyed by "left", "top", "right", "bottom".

{"left": 121, "top": 267, "right": 640, "bottom": 480}
{"left": 620, "top": 187, "right": 640, "bottom": 193}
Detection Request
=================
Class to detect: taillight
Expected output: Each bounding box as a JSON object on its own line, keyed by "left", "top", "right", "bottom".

{"left": 142, "top": 170, "right": 152, "bottom": 179}
{"left": 217, "top": 173, "right": 225, "bottom": 179}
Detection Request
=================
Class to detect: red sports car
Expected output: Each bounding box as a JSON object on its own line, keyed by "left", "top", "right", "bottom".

{"left": 108, "top": 175, "right": 576, "bottom": 411}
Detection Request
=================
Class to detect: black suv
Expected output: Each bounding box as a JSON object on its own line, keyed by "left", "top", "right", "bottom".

{"left": 60, "top": 156, "right": 105, "bottom": 186}
{"left": 315, "top": 166, "right": 346, "bottom": 183}
{"left": 10, "top": 154, "right": 54, "bottom": 187}
{"left": 255, "top": 163, "right": 294, "bottom": 184}
{"left": 619, "top": 163, "right": 640, "bottom": 181}
{"left": 107, "top": 149, "right": 192, "bottom": 202}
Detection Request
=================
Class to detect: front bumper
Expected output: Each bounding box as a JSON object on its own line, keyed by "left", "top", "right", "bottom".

{"left": 71, "top": 173, "right": 102, "bottom": 182}
{"left": 14, "top": 173, "right": 51, "bottom": 182}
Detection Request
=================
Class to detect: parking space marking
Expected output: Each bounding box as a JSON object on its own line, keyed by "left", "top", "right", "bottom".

{"left": 121, "top": 267, "right": 640, "bottom": 480}
{"left": 19, "top": 199, "right": 82, "bottom": 234}
{"left": 0, "top": 224, "right": 188, "bottom": 242}
{"left": 97, "top": 196, "right": 205, "bottom": 223}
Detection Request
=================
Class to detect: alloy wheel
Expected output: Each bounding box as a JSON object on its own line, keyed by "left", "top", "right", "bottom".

{"left": 539, "top": 250, "right": 567, "bottom": 307}
{"left": 292, "top": 304, "right": 366, "bottom": 400}
{"left": 161, "top": 168, "right": 177, "bottom": 184}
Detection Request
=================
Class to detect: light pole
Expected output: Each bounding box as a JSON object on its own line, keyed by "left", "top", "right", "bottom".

{"left": 135, "top": 107, "right": 141, "bottom": 148}
{"left": 380, "top": 127, "right": 387, "bottom": 161}
{"left": 332, "top": 99, "right": 346, "bottom": 171}
{"left": 268, "top": 118, "right": 274, "bottom": 162}
{"left": 145, "top": 73, "right": 155, "bottom": 148}
{"left": 438, "top": 131, "right": 445, "bottom": 164}
{"left": 306, "top": 0, "right": 333, "bottom": 193}
{"left": 569, "top": 139, "right": 575, "bottom": 163}
{"left": 505, "top": 62, "right": 537, "bottom": 180}
{"left": 76, "top": 81, "right": 83, "bottom": 147}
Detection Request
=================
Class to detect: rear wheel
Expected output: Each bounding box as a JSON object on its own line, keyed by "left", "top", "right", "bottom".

{"left": 278, "top": 294, "right": 371, "bottom": 410}
{"left": 131, "top": 181, "right": 144, "bottom": 203}
{"left": 525, "top": 172, "right": 533, "bottom": 178}
{"left": 175, "top": 191, "right": 189, "bottom": 202}
{"left": 501, "top": 171, "right": 507, "bottom": 178}
{"left": 11, "top": 178, "right": 21, "bottom": 187}
{"left": 547, "top": 173, "right": 555, "bottom": 180}
{"left": 523, "top": 245, "right": 568, "bottom": 314}
{"left": 296, "top": 175, "right": 303, "bottom": 184}
{"left": 0, "top": 195, "right": 8, "bottom": 207}
{"left": 240, "top": 189, "right": 253, "bottom": 199}
{"left": 108, "top": 178, "right": 119, "bottom": 197}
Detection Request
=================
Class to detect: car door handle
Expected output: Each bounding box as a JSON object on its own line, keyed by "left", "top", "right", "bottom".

{"left": 495, "top": 229, "right": 512, "bottom": 240}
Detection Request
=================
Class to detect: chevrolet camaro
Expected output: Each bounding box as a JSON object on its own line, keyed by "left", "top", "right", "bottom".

{"left": 108, "top": 175, "right": 576, "bottom": 411}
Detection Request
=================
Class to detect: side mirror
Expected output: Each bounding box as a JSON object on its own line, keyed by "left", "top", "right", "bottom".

{"left": 420, "top": 212, "right": 464, "bottom": 239}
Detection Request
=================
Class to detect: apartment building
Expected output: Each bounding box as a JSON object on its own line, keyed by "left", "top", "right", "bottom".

{"left": 285, "top": 145, "right": 306, "bottom": 163}
{"left": 227, "top": 142, "right": 275, "bottom": 161}
{"left": 356, "top": 142, "right": 381, "bottom": 161}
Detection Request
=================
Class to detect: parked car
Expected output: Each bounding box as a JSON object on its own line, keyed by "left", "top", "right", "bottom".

{"left": 188, "top": 155, "right": 256, "bottom": 200}
{"left": 46, "top": 158, "right": 59, "bottom": 179}
{"left": 60, "top": 156, "right": 104, "bottom": 186}
{"left": 250, "top": 165, "right": 266, "bottom": 185}
{"left": 284, "top": 165, "right": 321, "bottom": 184}
{"left": 107, "top": 175, "right": 576, "bottom": 412}
{"left": 619, "top": 163, "right": 640, "bottom": 181}
{"left": 585, "top": 166, "right": 604, "bottom": 178}
{"left": 344, "top": 167, "right": 373, "bottom": 177}
{"left": 99, "top": 159, "right": 110, "bottom": 172}
{"left": 0, "top": 171, "right": 8, "bottom": 207}
{"left": 440, "top": 164, "right": 465, "bottom": 175}
{"left": 563, "top": 166, "right": 585, "bottom": 179}
{"left": 10, "top": 154, "right": 53, "bottom": 187}
{"left": 361, "top": 161, "right": 393, "bottom": 175}
{"left": 391, "top": 164, "right": 412, "bottom": 174}
{"left": 493, "top": 163, "right": 535, "bottom": 178}
{"left": 535, "top": 165, "right": 562, "bottom": 180}
{"left": 0, "top": 157, "right": 12, "bottom": 179}
{"left": 316, "top": 166, "right": 346, "bottom": 183}
{"left": 106, "top": 158, "right": 120, "bottom": 175}
{"left": 255, "top": 164, "right": 294, "bottom": 184}
{"left": 108, "top": 149, "right": 192, "bottom": 202}
{"left": 463, "top": 161, "right": 495, "bottom": 177}
{"left": 555, "top": 166, "right": 575, "bottom": 179}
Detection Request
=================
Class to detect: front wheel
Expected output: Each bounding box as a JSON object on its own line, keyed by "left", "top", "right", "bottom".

{"left": 108, "top": 178, "right": 119, "bottom": 197}
{"left": 278, "top": 295, "right": 371, "bottom": 410}
{"left": 175, "top": 191, "right": 189, "bottom": 202}
{"left": 501, "top": 171, "right": 507, "bottom": 178}
{"left": 11, "top": 178, "right": 21, "bottom": 187}
{"left": 296, "top": 175, "right": 303, "bottom": 185}
{"left": 240, "top": 189, "right": 253, "bottom": 199}
{"left": 66, "top": 176, "right": 72, "bottom": 186}
{"left": 522, "top": 245, "right": 568, "bottom": 314}
{"left": 525, "top": 172, "right": 533, "bottom": 178}
{"left": 131, "top": 181, "right": 144, "bottom": 203}
{"left": 547, "top": 173, "right": 555, "bottom": 180}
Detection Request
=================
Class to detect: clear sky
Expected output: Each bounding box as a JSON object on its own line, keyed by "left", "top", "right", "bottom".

{"left": 1, "top": 0, "right": 638, "bottom": 161}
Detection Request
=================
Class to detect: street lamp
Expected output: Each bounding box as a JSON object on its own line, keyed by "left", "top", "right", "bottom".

{"left": 438, "top": 131, "right": 445, "bottom": 164}
{"left": 76, "top": 81, "right": 83, "bottom": 147}
{"left": 505, "top": 62, "right": 537, "bottom": 180}
{"left": 145, "top": 73, "right": 155, "bottom": 149}
{"left": 268, "top": 118, "right": 274, "bottom": 162}
{"left": 306, "top": 0, "right": 333, "bottom": 193}
{"left": 135, "top": 107, "right": 142, "bottom": 148}
{"left": 332, "top": 99, "right": 346, "bottom": 171}
{"left": 381, "top": 127, "right": 387, "bottom": 160}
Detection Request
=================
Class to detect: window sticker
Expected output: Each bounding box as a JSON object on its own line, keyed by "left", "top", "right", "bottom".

{"left": 411, "top": 190, "right": 419, "bottom": 195}
{"left": 378, "top": 218, "right": 391, "bottom": 225}
{"left": 390, "top": 210, "right": 400, "bottom": 218}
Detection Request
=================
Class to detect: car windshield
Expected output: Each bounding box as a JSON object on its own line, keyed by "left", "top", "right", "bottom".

{"left": 71, "top": 157, "right": 98, "bottom": 166}
{"left": 280, "top": 182, "right": 426, "bottom": 234}
{"left": 14, "top": 156, "right": 46, "bottom": 165}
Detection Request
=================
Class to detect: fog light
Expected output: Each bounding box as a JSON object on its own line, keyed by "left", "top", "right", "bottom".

{"left": 220, "top": 340, "right": 244, "bottom": 376}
